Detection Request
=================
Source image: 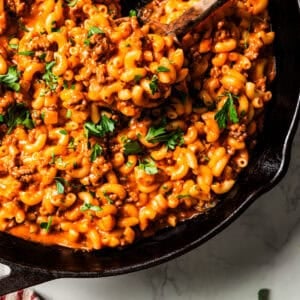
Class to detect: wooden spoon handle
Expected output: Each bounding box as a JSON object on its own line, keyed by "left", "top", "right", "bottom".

{"left": 167, "top": 0, "right": 232, "bottom": 38}
{"left": 139, "top": 0, "right": 233, "bottom": 39}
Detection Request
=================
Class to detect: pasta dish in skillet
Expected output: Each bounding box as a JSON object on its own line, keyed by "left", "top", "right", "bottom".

{"left": 0, "top": 0, "right": 275, "bottom": 250}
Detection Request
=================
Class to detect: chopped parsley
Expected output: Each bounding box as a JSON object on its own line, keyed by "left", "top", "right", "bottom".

{"left": 68, "top": 137, "right": 76, "bottom": 150}
{"left": 84, "top": 39, "right": 91, "bottom": 46}
{"left": 66, "top": 109, "right": 72, "bottom": 119}
{"left": 214, "top": 92, "right": 239, "bottom": 129}
{"left": 258, "top": 289, "right": 270, "bottom": 300}
{"left": 59, "top": 129, "right": 68, "bottom": 135}
{"left": 42, "top": 61, "right": 58, "bottom": 92}
{"left": 0, "top": 103, "right": 34, "bottom": 134}
{"left": 157, "top": 66, "right": 170, "bottom": 72}
{"left": 87, "top": 26, "right": 105, "bottom": 38}
{"left": 84, "top": 115, "right": 115, "bottom": 138}
{"left": 149, "top": 75, "right": 159, "bottom": 94}
{"left": 145, "top": 125, "right": 184, "bottom": 150}
{"left": 80, "top": 202, "right": 102, "bottom": 212}
{"left": 103, "top": 192, "right": 114, "bottom": 204}
{"left": 134, "top": 74, "right": 143, "bottom": 83}
{"left": 123, "top": 140, "right": 143, "bottom": 155}
{"left": 65, "top": 0, "right": 78, "bottom": 7}
{"left": 0, "top": 66, "right": 20, "bottom": 92}
{"left": 40, "top": 216, "right": 53, "bottom": 232}
{"left": 54, "top": 177, "right": 67, "bottom": 194}
{"left": 9, "top": 43, "right": 19, "bottom": 50}
{"left": 39, "top": 53, "right": 46, "bottom": 61}
{"left": 177, "top": 194, "right": 191, "bottom": 199}
{"left": 84, "top": 27, "right": 104, "bottom": 46}
{"left": 129, "top": 9, "right": 137, "bottom": 17}
{"left": 90, "top": 143, "right": 103, "bottom": 162}
{"left": 138, "top": 159, "right": 158, "bottom": 175}
{"left": 18, "top": 50, "right": 35, "bottom": 56}
{"left": 126, "top": 161, "right": 133, "bottom": 167}
{"left": 18, "top": 21, "right": 29, "bottom": 32}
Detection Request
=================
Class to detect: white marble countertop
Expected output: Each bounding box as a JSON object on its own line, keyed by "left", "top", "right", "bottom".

{"left": 34, "top": 124, "right": 300, "bottom": 300}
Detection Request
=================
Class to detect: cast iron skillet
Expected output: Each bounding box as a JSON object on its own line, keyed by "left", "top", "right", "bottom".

{"left": 0, "top": 0, "right": 299, "bottom": 295}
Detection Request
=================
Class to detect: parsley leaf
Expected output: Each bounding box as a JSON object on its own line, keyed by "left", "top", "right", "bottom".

{"left": 138, "top": 159, "right": 158, "bottom": 175}
{"left": 87, "top": 26, "right": 105, "bottom": 38}
{"left": 129, "top": 9, "right": 137, "bottom": 17}
{"left": 54, "top": 177, "right": 66, "bottom": 194}
{"left": 0, "top": 103, "right": 34, "bottom": 134}
{"left": 157, "top": 66, "right": 170, "bottom": 72}
{"left": 80, "top": 202, "right": 102, "bottom": 212}
{"left": 103, "top": 192, "right": 114, "bottom": 204}
{"left": 9, "top": 43, "right": 19, "bottom": 50}
{"left": 59, "top": 129, "right": 68, "bottom": 135}
{"left": 84, "top": 115, "right": 115, "bottom": 138}
{"left": 40, "top": 216, "right": 53, "bottom": 232}
{"left": 42, "top": 61, "right": 58, "bottom": 92}
{"left": 84, "top": 39, "right": 91, "bottom": 46}
{"left": 149, "top": 75, "right": 159, "bottom": 94}
{"left": 18, "top": 21, "right": 29, "bottom": 32}
{"left": 124, "top": 140, "right": 143, "bottom": 155}
{"left": 0, "top": 66, "right": 20, "bottom": 92}
{"left": 145, "top": 125, "right": 184, "bottom": 150}
{"left": 66, "top": 109, "right": 72, "bottom": 118}
{"left": 258, "top": 289, "right": 270, "bottom": 300}
{"left": 214, "top": 92, "right": 239, "bottom": 129}
{"left": 177, "top": 194, "right": 191, "bottom": 199}
{"left": 65, "top": 0, "right": 78, "bottom": 7}
{"left": 134, "top": 74, "right": 143, "bottom": 83}
{"left": 90, "top": 143, "right": 103, "bottom": 162}
{"left": 18, "top": 50, "right": 35, "bottom": 56}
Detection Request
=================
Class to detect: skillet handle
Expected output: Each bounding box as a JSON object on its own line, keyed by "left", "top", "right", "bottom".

{"left": 0, "top": 262, "right": 55, "bottom": 296}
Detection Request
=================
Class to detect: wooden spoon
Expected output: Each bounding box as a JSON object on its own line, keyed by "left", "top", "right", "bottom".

{"left": 125, "top": 0, "right": 233, "bottom": 39}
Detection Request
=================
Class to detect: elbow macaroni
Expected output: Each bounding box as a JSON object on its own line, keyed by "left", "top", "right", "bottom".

{"left": 0, "top": 0, "right": 275, "bottom": 250}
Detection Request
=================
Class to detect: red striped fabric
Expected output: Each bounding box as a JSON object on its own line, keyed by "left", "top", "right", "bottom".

{"left": 0, "top": 289, "right": 42, "bottom": 300}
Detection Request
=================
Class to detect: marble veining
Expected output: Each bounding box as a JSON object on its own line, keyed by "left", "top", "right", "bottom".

{"left": 34, "top": 124, "right": 300, "bottom": 300}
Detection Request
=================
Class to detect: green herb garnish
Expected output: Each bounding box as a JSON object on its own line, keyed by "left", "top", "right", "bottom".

{"left": 124, "top": 140, "right": 143, "bottom": 155}
{"left": 40, "top": 216, "right": 53, "bottom": 232}
{"left": 68, "top": 137, "right": 76, "bottom": 150}
{"left": 0, "top": 66, "right": 20, "bottom": 92}
{"left": 129, "top": 9, "right": 137, "bottom": 17}
{"left": 80, "top": 202, "right": 102, "bottom": 212}
{"left": 84, "top": 39, "right": 91, "bottom": 46}
{"left": 66, "top": 109, "right": 72, "bottom": 119}
{"left": 258, "top": 289, "right": 270, "bottom": 300}
{"left": 214, "top": 92, "right": 239, "bottom": 129}
{"left": 87, "top": 26, "right": 105, "bottom": 38}
{"left": 42, "top": 61, "right": 58, "bottom": 92}
{"left": 18, "top": 21, "right": 29, "bottom": 32}
{"left": 103, "top": 192, "right": 114, "bottom": 204}
{"left": 134, "top": 74, "right": 143, "bottom": 83}
{"left": 138, "top": 159, "right": 158, "bottom": 175}
{"left": 126, "top": 161, "right": 133, "bottom": 167}
{"left": 90, "top": 143, "right": 103, "bottom": 162}
{"left": 149, "top": 75, "right": 159, "bottom": 94}
{"left": 177, "top": 194, "right": 191, "bottom": 199}
{"left": 84, "top": 115, "right": 115, "bottom": 138}
{"left": 0, "top": 103, "right": 34, "bottom": 134}
{"left": 157, "top": 66, "right": 170, "bottom": 72}
{"left": 9, "top": 43, "right": 19, "bottom": 50}
{"left": 59, "top": 129, "right": 68, "bottom": 135}
{"left": 65, "top": 0, "right": 78, "bottom": 7}
{"left": 145, "top": 125, "right": 184, "bottom": 150}
{"left": 18, "top": 50, "right": 35, "bottom": 56}
{"left": 54, "top": 177, "right": 66, "bottom": 194}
